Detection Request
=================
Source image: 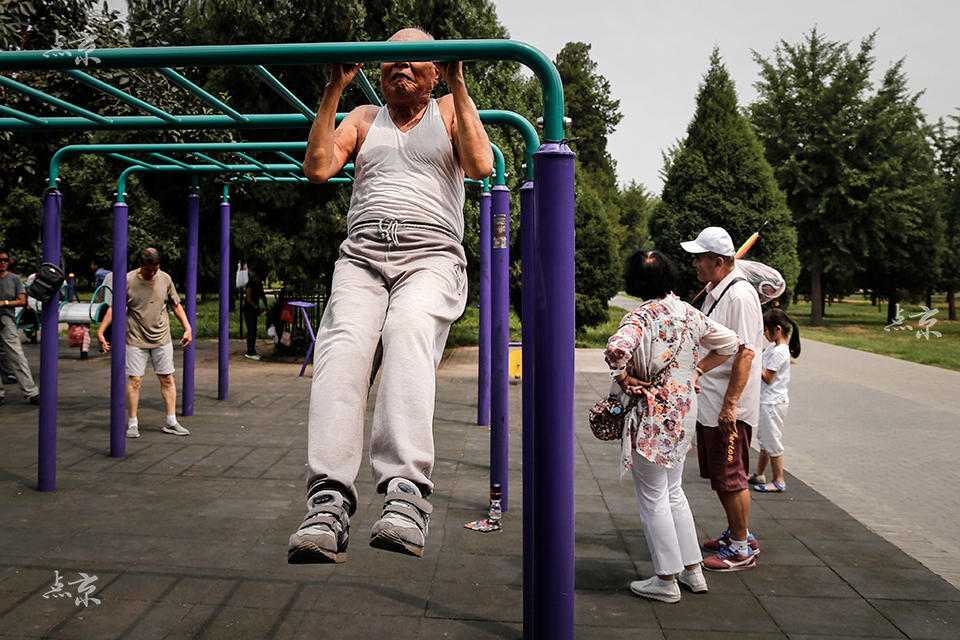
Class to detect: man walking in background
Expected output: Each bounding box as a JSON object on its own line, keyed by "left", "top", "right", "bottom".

{"left": 97, "top": 248, "right": 192, "bottom": 437}
{"left": 0, "top": 249, "right": 39, "bottom": 407}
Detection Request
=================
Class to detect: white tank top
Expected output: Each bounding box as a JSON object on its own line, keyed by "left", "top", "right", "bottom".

{"left": 347, "top": 99, "right": 466, "bottom": 240}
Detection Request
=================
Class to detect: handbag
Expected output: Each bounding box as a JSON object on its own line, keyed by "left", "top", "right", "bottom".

{"left": 589, "top": 304, "right": 693, "bottom": 442}
{"left": 588, "top": 393, "right": 637, "bottom": 441}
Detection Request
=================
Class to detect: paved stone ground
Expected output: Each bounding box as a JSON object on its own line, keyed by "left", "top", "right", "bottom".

{"left": 0, "top": 338, "right": 957, "bottom": 639}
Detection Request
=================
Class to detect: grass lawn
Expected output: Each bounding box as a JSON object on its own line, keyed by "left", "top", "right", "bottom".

{"left": 787, "top": 296, "right": 959, "bottom": 372}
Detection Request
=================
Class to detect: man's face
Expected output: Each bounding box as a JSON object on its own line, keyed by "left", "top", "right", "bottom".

{"left": 139, "top": 264, "right": 159, "bottom": 281}
{"left": 0, "top": 254, "right": 9, "bottom": 274}
{"left": 380, "top": 30, "right": 438, "bottom": 105}
{"left": 691, "top": 253, "right": 722, "bottom": 284}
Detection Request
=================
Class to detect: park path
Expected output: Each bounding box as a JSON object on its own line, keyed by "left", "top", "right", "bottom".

{"left": 787, "top": 338, "right": 960, "bottom": 588}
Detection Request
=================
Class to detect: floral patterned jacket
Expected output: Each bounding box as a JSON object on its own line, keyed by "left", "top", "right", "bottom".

{"left": 604, "top": 294, "right": 740, "bottom": 472}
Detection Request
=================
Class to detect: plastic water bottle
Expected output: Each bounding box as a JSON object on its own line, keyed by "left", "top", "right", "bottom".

{"left": 489, "top": 483, "right": 502, "bottom": 524}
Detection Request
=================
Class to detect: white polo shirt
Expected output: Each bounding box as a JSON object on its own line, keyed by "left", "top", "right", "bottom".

{"left": 696, "top": 267, "right": 763, "bottom": 428}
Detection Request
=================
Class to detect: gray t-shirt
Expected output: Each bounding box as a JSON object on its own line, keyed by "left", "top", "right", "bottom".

{"left": 124, "top": 269, "right": 181, "bottom": 349}
{"left": 0, "top": 272, "right": 25, "bottom": 319}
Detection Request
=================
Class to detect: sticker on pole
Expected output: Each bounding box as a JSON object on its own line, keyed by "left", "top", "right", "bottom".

{"left": 493, "top": 214, "right": 507, "bottom": 249}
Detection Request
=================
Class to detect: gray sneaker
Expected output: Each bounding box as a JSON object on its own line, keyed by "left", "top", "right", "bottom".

{"left": 126, "top": 424, "right": 140, "bottom": 438}
{"left": 369, "top": 478, "right": 433, "bottom": 558}
{"left": 288, "top": 490, "right": 350, "bottom": 564}
{"left": 162, "top": 422, "right": 190, "bottom": 436}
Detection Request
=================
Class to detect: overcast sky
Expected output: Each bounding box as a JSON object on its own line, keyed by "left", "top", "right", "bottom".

{"left": 491, "top": 0, "right": 960, "bottom": 194}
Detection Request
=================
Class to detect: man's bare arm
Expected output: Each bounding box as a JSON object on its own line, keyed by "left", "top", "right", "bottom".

{"left": 97, "top": 306, "right": 113, "bottom": 351}
{"left": 171, "top": 303, "right": 192, "bottom": 348}
{"left": 303, "top": 64, "right": 364, "bottom": 183}
{"left": 717, "top": 345, "right": 754, "bottom": 437}
{"left": 438, "top": 62, "right": 493, "bottom": 180}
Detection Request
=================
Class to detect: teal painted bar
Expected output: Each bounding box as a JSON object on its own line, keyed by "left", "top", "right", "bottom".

{"left": 157, "top": 67, "right": 249, "bottom": 122}
{"left": 0, "top": 113, "right": 312, "bottom": 131}
{"left": 0, "top": 74, "right": 111, "bottom": 124}
{"left": 250, "top": 65, "right": 315, "bottom": 119}
{"left": 106, "top": 153, "right": 157, "bottom": 169}
{"left": 233, "top": 151, "right": 272, "bottom": 171}
{"left": 190, "top": 152, "right": 232, "bottom": 170}
{"left": 491, "top": 143, "right": 506, "bottom": 186}
{"left": 63, "top": 69, "right": 179, "bottom": 123}
{"left": 0, "top": 103, "right": 47, "bottom": 125}
{"left": 149, "top": 153, "right": 194, "bottom": 169}
{"left": 0, "top": 40, "right": 564, "bottom": 139}
{"left": 354, "top": 72, "right": 383, "bottom": 106}
{"left": 479, "top": 110, "right": 540, "bottom": 181}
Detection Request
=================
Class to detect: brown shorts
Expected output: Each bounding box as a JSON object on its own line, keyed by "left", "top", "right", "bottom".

{"left": 697, "top": 421, "right": 753, "bottom": 492}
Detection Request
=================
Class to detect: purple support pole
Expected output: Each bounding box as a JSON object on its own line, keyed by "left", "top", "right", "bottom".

{"left": 531, "top": 143, "right": 576, "bottom": 640}
{"left": 67, "top": 274, "right": 74, "bottom": 302}
{"left": 490, "top": 184, "right": 510, "bottom": 511}
{"left": 38, "top": 190, "right": 61, "bottom": 491}
{"left": 477, "top": 190, "right": 492, "bottom": 426}
{"left": 519, "top": 179, "right": 536, "bottom": 636}
{"left": 110, "top": 201, "right": 128, "bottom": 458}
{"left": 182, "top": 191, "right": 199, "bottom": 416}
{"left": 218, "top": 197, "right": 230, "bottom": 400}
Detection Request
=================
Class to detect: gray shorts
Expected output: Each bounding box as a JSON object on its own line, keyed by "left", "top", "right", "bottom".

{"left": 126, "top": 343, "right": 175, "bottom": 377}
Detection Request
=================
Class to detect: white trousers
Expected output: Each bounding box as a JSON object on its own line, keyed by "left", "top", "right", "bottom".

{"left": 305, "top": 227, "right": 467, "bottom": 511}
{"left": 630, "top": 450, "right": 702, "bottom": 575}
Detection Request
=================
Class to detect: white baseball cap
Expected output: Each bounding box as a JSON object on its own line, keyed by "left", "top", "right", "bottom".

{"left": 680, "top": 226, "right": 735, "bottom": 256}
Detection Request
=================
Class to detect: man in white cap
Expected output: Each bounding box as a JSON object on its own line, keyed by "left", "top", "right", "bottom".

{"left": 681, "top": 226, "right": 763, "bottom": 571}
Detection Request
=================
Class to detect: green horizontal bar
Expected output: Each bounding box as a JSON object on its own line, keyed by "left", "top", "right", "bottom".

{"left": 0, "top": 40, "right": 564, "bottom": 139}
{"left": 250, "top": 65, "right": 314, "bottom": 119}
{"left": 0, "top": 103, "right": 47, "bottom": 125}
{"left": 0, "top": 74, "right": 111, "bottom": 124}
{"left": 157, "top": 67, "right": 248, "bottom": 122}
{"left": 116, "top": 162, "right": 303, "bottom": 199}
{"left": 63, "top": 69, "right": 179, "bottom": 123}
{"left": 491, "top": 143, "right": 505, "bottom": 186}
{"left": 0, "top": 113, "right": 313, "bottom": 131}
{"left": 274, "top": 150, "right": 303, "bottom": 165}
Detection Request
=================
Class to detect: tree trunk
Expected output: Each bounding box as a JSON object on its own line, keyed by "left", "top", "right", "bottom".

{"left": 948, "top": 288, "right": 956, "bottom": 321}
{"left": 926, "top": 288, "right": 933, "bottom": 309}
{"left": 810, "top": 250, "right": 824, "bottom": 326}
{"left": 886, "top": 289, "right": 900, "bottom": 326}
{"left": 871, "top": 290, "right": 878, "bottom": 307}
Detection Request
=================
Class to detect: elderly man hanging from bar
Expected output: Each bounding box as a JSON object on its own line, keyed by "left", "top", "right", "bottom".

{"left": 288, "top": 28, "right": 493, "bottom": 564}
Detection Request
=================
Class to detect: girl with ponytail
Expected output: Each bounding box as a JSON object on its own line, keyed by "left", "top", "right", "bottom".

{"left": 750, "top": 308, "right": 801, "bottom": 493}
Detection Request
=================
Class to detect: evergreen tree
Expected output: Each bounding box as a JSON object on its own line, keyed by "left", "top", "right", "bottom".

{"left": 934, "top": 114, "right": 960, "bottom": 320}
{"left": 651, "top": 49, "right": 799, "bottom": 302}
{"left": 618, "top": 181, "right": 654, "bottom": 266}
{"left": 750, "top": 29, "right": 875, "bottom": 324}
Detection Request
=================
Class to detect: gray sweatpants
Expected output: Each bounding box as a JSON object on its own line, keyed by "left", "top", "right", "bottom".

{"left": 0, "top": 314, "right": 38, "bottom": 400}
{"left": 306, "top": 226, "right": 467, "bottom": 511}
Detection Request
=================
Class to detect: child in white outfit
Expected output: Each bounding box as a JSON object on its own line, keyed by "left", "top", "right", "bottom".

{"left": 751, "top": 308, "right": 801, "bottom": 493}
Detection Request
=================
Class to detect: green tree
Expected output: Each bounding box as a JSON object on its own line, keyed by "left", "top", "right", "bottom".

{"left": 750, "top": 29, "right": 876, "bottom": 324}
{"left": 574, "top": 173, "right": 620, "bottom": 333}
{"left": 855, "top": 62, "right": 943, "bottom": 323}
{"left": 651, "top": 49, "right": 799, "bottom": 302}
{"left": 934, "top": 114, "right": 960, "bottom": 320}
{"left": 617, "top": 180, "right": 654, "bottom": 267}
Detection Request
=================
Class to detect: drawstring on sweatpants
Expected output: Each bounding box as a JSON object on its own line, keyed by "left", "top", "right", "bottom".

{"left": 377, "top": 218, "right": 402, "bottom": 246}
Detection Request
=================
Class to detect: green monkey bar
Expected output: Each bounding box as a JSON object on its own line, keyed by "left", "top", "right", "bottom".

{"left": 0, "top": 39, "right": 565, "bottom": 140}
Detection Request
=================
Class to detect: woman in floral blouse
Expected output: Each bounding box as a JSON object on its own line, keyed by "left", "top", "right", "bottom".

{"left": 605, "top": 251, "right": 741, "bottom": 603}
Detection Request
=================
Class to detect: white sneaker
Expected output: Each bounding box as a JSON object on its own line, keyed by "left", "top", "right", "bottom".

{"left": 162, "top": 423, "right": 190, "bottom": 436}
{"left": 126, "top": 424, "right": 140, "bottom": 438}
{"left": 629, "top": 576, "right": 681, "bottom": 603}
{"left": 678, "top": 567, "right": 709, "bottom": 593}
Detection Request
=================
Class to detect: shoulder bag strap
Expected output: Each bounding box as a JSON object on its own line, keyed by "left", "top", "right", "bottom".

{"left": 704, "top": 276, "right": 746, "bottom": 317}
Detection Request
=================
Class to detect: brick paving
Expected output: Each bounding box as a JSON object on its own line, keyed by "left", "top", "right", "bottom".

{"left": 0, "top": 338, "right": 957, "bottom": 638}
